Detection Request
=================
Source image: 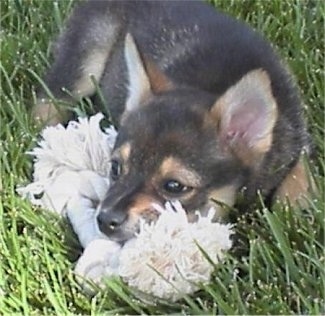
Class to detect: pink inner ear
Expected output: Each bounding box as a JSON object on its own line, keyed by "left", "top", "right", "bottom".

{"left": 215, "top": 69, "right": 277, "bottom": 156}
{"left": 224, "top": 100, "right": 270, "bottom": 147}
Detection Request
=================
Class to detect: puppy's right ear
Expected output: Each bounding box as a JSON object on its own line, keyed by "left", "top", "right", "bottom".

{"left": 123, "top": 34, "right": 173, "bottom": 115}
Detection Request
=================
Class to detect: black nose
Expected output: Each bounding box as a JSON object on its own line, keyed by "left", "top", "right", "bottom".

{"left": 97, "top": 210, "right": 127, "bottom": 232}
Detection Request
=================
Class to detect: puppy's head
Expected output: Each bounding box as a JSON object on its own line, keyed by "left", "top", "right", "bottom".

{"left": 97, "top": 34, "right": 278, "bottom": 242}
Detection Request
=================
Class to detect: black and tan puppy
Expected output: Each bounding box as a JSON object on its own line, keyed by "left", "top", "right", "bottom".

{"left": 33, "top": 0, "right": 312, "bottom": 242}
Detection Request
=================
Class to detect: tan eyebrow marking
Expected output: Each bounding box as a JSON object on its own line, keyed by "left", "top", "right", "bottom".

{"left": 111, "top": 142, "right": 131, "bottom": 175}
{"left": 159, "top": 156, "right": 202, "bottom": 187}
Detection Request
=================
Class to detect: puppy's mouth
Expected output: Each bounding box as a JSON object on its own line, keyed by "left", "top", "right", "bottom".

{"left": 98, "top": 220, "right": 136, "bottom": 244}
{"left": 105, "top": 231, "right": 134, "bottom": 245}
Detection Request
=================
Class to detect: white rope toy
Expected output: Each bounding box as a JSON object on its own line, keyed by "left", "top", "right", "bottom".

{"left": 18, "top": 113, "right": 233, "bottom": 301}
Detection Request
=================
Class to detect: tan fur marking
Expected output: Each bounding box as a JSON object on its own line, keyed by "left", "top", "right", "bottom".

{"left": 32, "top": 101, "right": 67, "bottom": 125}
{"left": 275, "top": 160, "right": 313, "bottom": 206}
{"left": 74, "top": 49, "right": 109, "bottom": 98}
{"left": 128, "top": 194, "right": 158, "bottom": 217}
{"left": 119, "top": 142, "right": 131, "bottom": 163}
{"left": 144, "top": 58, "right": 173, "bottom": 93}
{"left": 228, "top": 136, "right": 272, "bottom": 167}
{"left": 159, "top": 157, "right": 201, "bottom": 187}
{"left": 209, "top": 185, "right": 237, "bottom": 206}
{"left": 74, "top": 19, "right": 118, "bottom": 97}
{"left": 208, "top": 185, "right": 237, "bottom": 219}
{"left": 112, "top": 142, "right": 131, "bottom": 175}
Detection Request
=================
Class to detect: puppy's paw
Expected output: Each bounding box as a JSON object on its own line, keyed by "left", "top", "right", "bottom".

{"left": 74, "top": 239, "right": 121, "bottom": 293}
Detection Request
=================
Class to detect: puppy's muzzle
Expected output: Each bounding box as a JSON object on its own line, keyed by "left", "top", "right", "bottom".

{"left": 97, "top": 178, "right": 153, "bottom": 242}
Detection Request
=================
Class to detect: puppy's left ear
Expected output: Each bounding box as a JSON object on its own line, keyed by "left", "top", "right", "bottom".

{"left": 124, "top": 33, "right": 173, "bottom": 114}
{"left": 210, "top": 69, "right": 278, "bottom": 165}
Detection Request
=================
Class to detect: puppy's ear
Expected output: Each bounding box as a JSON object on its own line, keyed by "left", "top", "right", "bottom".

{"left": 124, "top": 34, "right": 151, "bottom": 113}
{"left": 210, "top": 69, "right": 277, "bottom": 165}
{"left": 124, "top": 33, "right": 172, "bottom": 113}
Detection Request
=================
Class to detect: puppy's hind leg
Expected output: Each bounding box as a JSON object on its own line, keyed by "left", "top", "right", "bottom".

{"left": 33, "top": 2, "right": 121, "bottom": 125}
{"left": 274, "top": 158, "right": 316, "bottom": 207}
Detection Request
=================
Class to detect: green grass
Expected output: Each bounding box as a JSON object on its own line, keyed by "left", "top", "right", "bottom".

{"left": 1, "top": 0, "right": 324, "bottom": 314}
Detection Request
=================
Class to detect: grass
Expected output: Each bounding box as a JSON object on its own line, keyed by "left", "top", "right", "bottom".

{"left": 1, "top": 0, "right": 324, "bottom": 314}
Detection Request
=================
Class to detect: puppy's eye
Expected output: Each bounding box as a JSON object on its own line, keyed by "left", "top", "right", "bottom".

{"left": 163, "top": 179, "right": 192, "bottom": 195}
{"left": 110, "top": 159, "right": 122, "bottom": 180}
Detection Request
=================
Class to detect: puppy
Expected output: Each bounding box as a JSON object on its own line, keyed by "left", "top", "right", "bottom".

{"left": 33, "top": 0, "right": 312, "bottom": 243}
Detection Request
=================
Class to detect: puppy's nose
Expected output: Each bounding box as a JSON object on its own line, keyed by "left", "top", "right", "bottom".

{"left": 97, "top": 210, "right": 127, "bottom": 232}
